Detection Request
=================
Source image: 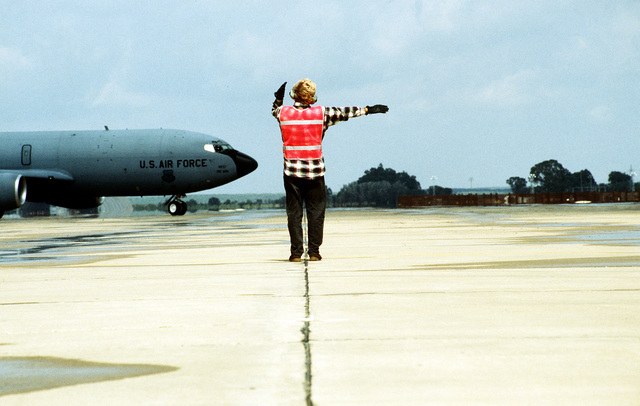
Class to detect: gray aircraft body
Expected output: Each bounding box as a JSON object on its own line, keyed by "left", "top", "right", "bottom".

{"left": 0, "top": 128, "right": 258, "bottom": 218}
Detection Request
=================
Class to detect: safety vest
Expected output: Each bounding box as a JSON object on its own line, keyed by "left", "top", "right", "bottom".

{"left": 279, "top": 105, "right": 324, "bottom": 160}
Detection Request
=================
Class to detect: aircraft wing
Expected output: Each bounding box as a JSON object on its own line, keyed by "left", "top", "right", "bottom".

{"left": 0, "top": 169, "right": 74, "bottom": 182}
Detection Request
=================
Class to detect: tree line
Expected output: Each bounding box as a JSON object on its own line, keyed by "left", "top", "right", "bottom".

{"left": 507, "top": 159, "right": 638, "bottom": 194}
{"left": 132, "top": 160, "right": 638, "bottom": 214}
{"left": 332, "top": 164, "right": 429, "bottom": 208}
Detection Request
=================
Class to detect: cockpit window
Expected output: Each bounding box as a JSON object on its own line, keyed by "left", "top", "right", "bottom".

{"left": 204, "top": 140, "right": 233, "bottom": 153}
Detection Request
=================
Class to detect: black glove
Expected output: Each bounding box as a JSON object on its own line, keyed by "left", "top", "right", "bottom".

{"left": 274, "top": 82, "right": 287, "bottom": 100}
{"left": 366, "top": 104, "right": 389, "bottom": 114}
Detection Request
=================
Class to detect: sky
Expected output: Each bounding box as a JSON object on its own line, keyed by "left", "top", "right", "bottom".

{"left": 1, "top": 1, "right": 638, "bottom": 194}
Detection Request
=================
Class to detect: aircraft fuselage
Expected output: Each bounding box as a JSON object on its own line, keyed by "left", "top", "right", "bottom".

{"left": 0, "top": 129, "right": 258, "bottom": 216}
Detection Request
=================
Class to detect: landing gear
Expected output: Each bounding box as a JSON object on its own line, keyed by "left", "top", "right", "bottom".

{"left": 166, "top": 195, "right": 188, "bottom": 216}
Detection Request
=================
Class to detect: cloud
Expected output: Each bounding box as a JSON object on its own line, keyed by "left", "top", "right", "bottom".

{"left": 472, "top": 70, "right": 539, "bottom": 108}
{"left": 417, "top": 0, "right": 467, "bottom": 32}
{"left": 589, "top": 105, "right": 613, "bottom": 122}
{"left": 0, "top": 47, "right": 32, "bottom": 69}
{"left": 0, "top": 47, "right": 34, "bottom": 90}
{"left": 369, "top": 0, "right": 466, "bottom": 56}
{"left": 221, "top": 31, "right": 289, "bottom": 81}
{"left": 91, "top": 80, "right": 153, "bottom": 108}
{"left": 87, "top": 39, "right": 154, "bottom": 109}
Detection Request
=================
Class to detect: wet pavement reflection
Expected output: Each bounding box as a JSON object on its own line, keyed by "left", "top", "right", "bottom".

{"left": 0, "top": 232, "right": 136, "bottom": 264}
{"left": 0, "top": 211, "right": 287, "bottom": 265}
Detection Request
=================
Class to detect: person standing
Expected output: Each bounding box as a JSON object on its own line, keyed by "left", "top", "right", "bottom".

{"left": 272, "top": 79, "right": 388, "bottom": 262}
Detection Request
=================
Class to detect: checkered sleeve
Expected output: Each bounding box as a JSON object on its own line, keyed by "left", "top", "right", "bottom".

{"left": 272, "top": 101, "right": 283, "bottom": 119}
{"left": 323, "top": 106, "right": 366, "bottom": 129}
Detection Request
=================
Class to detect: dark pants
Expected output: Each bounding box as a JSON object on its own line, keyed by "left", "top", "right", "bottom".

{"left": 284, "top": 175, "right": 326, "bottom": 257}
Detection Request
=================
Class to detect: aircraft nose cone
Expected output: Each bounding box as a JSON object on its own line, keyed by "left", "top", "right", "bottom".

{"left": 231, "top": 150, "right": 258, "bottom": 178}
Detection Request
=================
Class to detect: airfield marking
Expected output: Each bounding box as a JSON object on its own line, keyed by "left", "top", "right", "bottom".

{"left": 300, "top": 208, "right": 313, "bottom": 405}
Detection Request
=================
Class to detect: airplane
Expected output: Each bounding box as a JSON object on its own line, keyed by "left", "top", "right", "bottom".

{"left": 0, "top": 128, "right": 258, "bottom": 219}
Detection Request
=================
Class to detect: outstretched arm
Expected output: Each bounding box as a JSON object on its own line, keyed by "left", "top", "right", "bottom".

{"left": 324, "top": 104, "right": 389, "bottom": 128}
{"left": 272, "top": 82, "right": 287, "bottom": 117}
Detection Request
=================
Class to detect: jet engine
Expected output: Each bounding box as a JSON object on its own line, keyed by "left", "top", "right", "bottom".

{"left": 0, "top": 173, "right": 27, "bottom": 216}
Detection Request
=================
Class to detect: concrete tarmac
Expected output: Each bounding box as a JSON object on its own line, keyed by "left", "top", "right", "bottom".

{"left": 1, "top": 205, "right": 639, "bottom": 405}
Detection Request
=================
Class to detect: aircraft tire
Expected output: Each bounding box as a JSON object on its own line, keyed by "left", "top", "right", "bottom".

{"left": 168, "top": 202, "right": 181, "bottom": 216}
{"left": 168, "top": 201, "right": 188, "bottom": 216}
{"left": 178, "top": 201, "right": 188, "bottom": 215}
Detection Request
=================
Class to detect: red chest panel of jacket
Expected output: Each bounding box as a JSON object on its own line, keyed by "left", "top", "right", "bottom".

{"left": 279, "top": 105, "right": 324, "bottom": 160}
